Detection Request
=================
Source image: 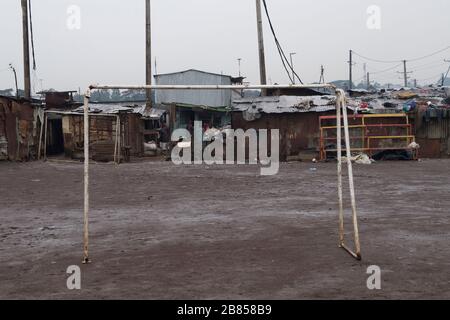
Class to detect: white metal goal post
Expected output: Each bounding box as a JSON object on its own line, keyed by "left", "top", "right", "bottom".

{"left": 81, "top": 84, "right": 362, "bottom": 263}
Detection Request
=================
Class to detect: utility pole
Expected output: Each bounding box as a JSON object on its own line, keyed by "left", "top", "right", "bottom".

{"left": 348, "top": 50, "right": 353, "bottom": 91}
{"left": 319, "top": 65, "right": 325, "bottom": 84}
{"left": 367, "top": 72, "right": 370, "bottom": 90}
{"left": 145, "top": 0, "right": 152, "bottom": 108}
{"left": 237, "top": 58, "right": 242, "bottom": 77}
{"left": 403, "top": 60, "right": 408, "bottom": 87}
{"left": 21, "top": 0, "right": 31, "bottom": 99}
{"left": 363, "top": 63, "right": 367, "bottom": 86}
{"left": 289, "top": 52, "right": 296, "bottom": 84}
{"left": 255, "top": 0, "right": 267, "bottom": 94}
{"left": 397, "top": 60, "right": 412, "bottom": 88}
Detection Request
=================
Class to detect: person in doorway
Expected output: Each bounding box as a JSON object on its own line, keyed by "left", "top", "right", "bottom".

{"left": 159, "top": 122, "right": 170, "bottom": 151}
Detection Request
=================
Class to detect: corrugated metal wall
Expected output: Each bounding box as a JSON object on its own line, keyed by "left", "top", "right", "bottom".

{"left": 155, "top": 70, "right": 232, "bottom": 107}
{"left": 0, "top": 97, "right": 37, "bottom": 161}
{"left": 63, "top": 114, "right": 144, "bottom": 159}
{"left": 415, "top": 111, "right": 450, "bottom": 158}
{"left": 232, "top": 111, "right": 332, "bottom": 160}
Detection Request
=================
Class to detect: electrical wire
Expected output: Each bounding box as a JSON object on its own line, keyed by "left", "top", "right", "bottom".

{"left": 408, "top": 62, "right": 447, "bottom": 72}
{"left": 407, "top": 46, "right": 450, "bottom": 62}
{"left": 417, "top": 73, "right": 444, "bottom": 82}
{"left": 353, "top": 46, "right": 450, "bottom": 64}
{"left": 261, "top": 0, "right": 303, "bottom": 84}
{"left": 368, "top": 63, "right": 402, "bottom": 75}
{"left": 28, "top": 0, "right": 37, "bottom": 70}
{"left": 352, "top": 51, "right": 400, "bottom": 64}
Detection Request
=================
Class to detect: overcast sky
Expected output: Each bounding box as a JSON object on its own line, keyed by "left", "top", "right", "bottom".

{"left": 1, "top": 0, "right": 450, "bottom": 93}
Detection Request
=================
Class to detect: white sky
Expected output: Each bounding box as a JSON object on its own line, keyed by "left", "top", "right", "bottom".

{"left": 1, "top": 0, "right": 450, "bottom": 92}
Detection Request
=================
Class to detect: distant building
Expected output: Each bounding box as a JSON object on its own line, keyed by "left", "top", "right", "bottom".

{"left": 154, "top": 69, "right": 243, "bottom": 131}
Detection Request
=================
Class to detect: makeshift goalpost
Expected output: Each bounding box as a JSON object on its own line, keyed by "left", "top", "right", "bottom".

{"left": 81, "top": 84, "right": 361, "bottom": 264}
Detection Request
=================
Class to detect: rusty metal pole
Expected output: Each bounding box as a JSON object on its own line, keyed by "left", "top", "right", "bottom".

{"left": 145, "top": 0, "right": 152, "bottom": 108}
{"left": 255, "top": 0, "right": 267, "bottom": 95}
{"left": 336, "top": 92, "right": 344, "bottom": 247}
{"left": 339, "top": 89, "right": 362, "bottom": 260}
{"left": 83, "top": 90, "right": 91, "bottom": 264}
{"left": 21, "top": 0, "right": 31, "bottom": 99}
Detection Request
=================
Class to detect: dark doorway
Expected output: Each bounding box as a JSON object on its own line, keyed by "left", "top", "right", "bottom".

{"left": 47, "top": 118, "right": 64, "bottom": 155}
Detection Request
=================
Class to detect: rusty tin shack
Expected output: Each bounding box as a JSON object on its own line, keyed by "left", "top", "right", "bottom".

{"left": 0, "top": 95, "right": 40, "bottom": 161}
{"left": 43, "top": 104, "right": 144, "bottom": 162}
{"left": 231, "top": 95, "right": 340, "bottom": 161}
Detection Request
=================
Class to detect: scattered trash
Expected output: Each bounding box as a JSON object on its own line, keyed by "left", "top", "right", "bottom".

{"left": 342, "top": 153, "right": 374, "bottom": 165}
{"left": 408, "top": 142, "right": 420, "bottom": 150}
{"left": 372, "top": 150, "right": 413, "bottom": 161}
{"left": 355, "top": 153, "right": 374, "bottom": 165}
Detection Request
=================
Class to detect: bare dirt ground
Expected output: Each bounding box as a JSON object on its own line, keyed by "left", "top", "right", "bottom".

{"left": 1, "top": 159, "right": 450, "bottom": 299}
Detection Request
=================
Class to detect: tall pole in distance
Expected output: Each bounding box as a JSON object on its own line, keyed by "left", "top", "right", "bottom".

{"left": 403, "top": 60, "right": 408, "bottom": 88}
{"left": 256, "top": 0, "right": 267, "bottom": 95}
{"left": 237, "top": 58, "right": 242, "bottom": 77}
{"left": 21, "top": 0, "right": 31, "bottom": 99}
{"left": 289, "top": 52, "right": 296, "bottom": 84}
{"left": 348, "top": 50, "right": 353, "bottom": 92}
{"left": 145, "top": 0, "right": 152, "bottom": 108}
{"left": 367, "top": 72, "right": 370, "bottom": 90}
{"left": 397, "top": 60, "right": 412, "bottom": 88}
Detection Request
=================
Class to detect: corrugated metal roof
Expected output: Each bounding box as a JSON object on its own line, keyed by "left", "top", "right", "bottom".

{"left": 154, "top": 69, "right": 232, "bottom": 79}
{"left": 73, "top": 104, "right": 136, "bottom": 114}
{"left": 72, "top": 103, "right": 167, "bottom": 119}
{"left": 232, "top": 95, "right": 338, "bottom": 114}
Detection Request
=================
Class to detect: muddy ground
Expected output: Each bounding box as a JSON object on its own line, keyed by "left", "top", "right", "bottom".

{"left": 0, "top": 159, "right": 449, "bottom": 299}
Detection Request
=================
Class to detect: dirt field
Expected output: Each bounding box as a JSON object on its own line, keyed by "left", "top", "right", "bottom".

{"left": 1, "top": 159, "right": 450, "bottom": 299}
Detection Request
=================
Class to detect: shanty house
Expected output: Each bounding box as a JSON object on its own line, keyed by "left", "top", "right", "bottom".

{"left": 0, "top": 95, "right": 40, "bottom": 161}
{"left": 55, "top": 104, "right": 145, "bottom": 162}
{"left": 154, "top": 69, "right": 243, "bottom": 131}
{"left": 231, "top": 95, "right": 341, "bottom": 161}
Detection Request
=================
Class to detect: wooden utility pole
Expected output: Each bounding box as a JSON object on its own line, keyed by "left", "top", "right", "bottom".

{"left": 348, "top": 50, "right": 353, "bottom": 91}
{"left": 255, "top": 0, "right": 267, "bottom": 94}
{"left": 367, "top": 72, "right": 370, "bottom": 90}
{"left": 319, "top": 65, "right": 325, "bottom": 84}
{"left": 145, "top": 0, "right": 152, "bottom": 107}
{"left": 403, "top": 60, "right": 408, "bottom": 87}
{"left": 397, "top": 60, "right": 412, "bottom": 88}
{"left": 21, "top": 0, "right": 31, "bottom": 99}
{"left": 289, "top": 52, "right": 296, "bottom": 84}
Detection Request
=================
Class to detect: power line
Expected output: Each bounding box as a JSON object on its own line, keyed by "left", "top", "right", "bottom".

{"left": 261, "top": 0, "right": 303, "bottom": 84}
{"left": 29, "top": 0, "right": 37, "bottom": 70}
{"left": 408, "top": 58, "right": 447, "bottom": 70}
{"left": 408, "top": 46, "right": 450, "bottom": 62}
{"left": 352, "top": 51, "right": 399, "bottom": 64}
{"left": 353, "top": 45, "right": 450, "bottom": 64}
{"left": 409, "top": 62, "right": 447, "bottom": 72}
{"left": 417, "top": 73, "right": 444, "bottom": 82}
{"left": 368, "top": 63, "right": 402, "bottom": 75}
